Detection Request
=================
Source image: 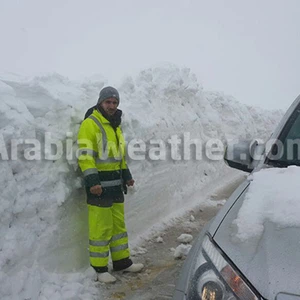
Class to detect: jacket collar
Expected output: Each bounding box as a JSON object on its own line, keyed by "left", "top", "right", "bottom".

{"left": 93, "top": 107, "right": 122, "bottom": 129}
{"left": 93, "top": 108, "right": 110, "bottom": 124}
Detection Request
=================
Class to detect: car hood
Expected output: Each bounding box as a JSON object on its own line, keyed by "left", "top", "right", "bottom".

{"left": 214, "top": 181, "right": 300, "bottom": 300}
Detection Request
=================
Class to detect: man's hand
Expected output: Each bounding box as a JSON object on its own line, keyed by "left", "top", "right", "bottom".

{"left": 126, "top": 179, "right": 135, "bottom": 187}
{"left": 90, "top": 185, "right": 102, "bottom": 196}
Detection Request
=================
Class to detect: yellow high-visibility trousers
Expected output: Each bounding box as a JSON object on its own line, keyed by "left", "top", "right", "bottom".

{"left": 88, "top": 203, "right": 130, "bottom": 269}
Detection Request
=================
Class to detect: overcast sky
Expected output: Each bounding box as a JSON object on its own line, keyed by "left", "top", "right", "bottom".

{"left": 1, "top": 0, "right": 299, "bottom": 110}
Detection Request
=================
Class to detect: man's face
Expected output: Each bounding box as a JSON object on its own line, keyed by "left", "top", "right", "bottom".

{"left": 100, "top": 98, "right": 119, "bottom": 116}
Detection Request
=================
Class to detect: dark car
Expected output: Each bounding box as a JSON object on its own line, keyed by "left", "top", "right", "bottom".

{"left": 173, "top": 95, "right": 300, "bottom": 300}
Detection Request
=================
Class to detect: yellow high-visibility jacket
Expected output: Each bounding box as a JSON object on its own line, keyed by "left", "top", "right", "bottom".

{"left": 77, "top": 108, "right": 132, "bottom": 200}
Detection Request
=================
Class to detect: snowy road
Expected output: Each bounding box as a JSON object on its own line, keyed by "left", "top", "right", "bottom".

{"left": 101, "top": 175, "right": 246, "bottom": 300}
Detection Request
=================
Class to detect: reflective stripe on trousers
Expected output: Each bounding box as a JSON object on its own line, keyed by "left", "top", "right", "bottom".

{"left": 88, "top": 203, "right": 130, "bottom": 268}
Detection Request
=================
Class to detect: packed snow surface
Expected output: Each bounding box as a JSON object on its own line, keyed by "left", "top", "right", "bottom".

{"left": 0, "top": 64, "right": 282, "bottom": 299}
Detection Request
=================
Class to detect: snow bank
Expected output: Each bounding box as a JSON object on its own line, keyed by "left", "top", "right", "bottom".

{"left": 0, "top": 64, "right": 282, "bottom": 299}
{"left": 233, "top": 166, "right": 300, "bottom": 241}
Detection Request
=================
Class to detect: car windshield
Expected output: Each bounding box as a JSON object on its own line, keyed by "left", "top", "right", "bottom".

{"left": 267, "top": 106, "right": 300, "bottom": 167}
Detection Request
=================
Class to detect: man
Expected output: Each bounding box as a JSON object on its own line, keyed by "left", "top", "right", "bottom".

{"left": 77, "top": 86, "right": 144, "bottom": 283}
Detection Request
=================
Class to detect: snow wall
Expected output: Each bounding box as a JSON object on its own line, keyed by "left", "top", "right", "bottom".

{"left": 0, "top": 64, "right": 283, "bottom": 299}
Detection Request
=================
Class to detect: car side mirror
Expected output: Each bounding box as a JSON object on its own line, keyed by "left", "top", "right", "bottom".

{"left": 224, "top": 140, "right": 265, "bottom": 173}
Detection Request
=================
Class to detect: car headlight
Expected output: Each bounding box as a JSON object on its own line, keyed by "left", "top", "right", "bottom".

{"left": 187, "top": 234, "right": 260, "bottom": 300}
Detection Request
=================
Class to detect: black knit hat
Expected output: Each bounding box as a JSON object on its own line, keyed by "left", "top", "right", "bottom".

{"left": 97, "top": 86, "right": 120, "bottom": 104}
